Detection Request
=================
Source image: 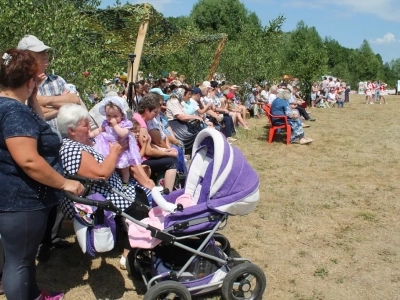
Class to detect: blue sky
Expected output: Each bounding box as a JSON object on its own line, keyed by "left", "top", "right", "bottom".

{"left": 100, "top": 0, "right": 400, "bottom": 63}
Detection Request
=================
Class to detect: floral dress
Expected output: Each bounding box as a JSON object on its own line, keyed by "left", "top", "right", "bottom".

{"left": 94, "top": 119, "right": 142, "bottom": 168}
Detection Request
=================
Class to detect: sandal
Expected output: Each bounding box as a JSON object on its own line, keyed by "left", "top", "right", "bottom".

{"left": 299, "top": 138, "right": 312, "bottom": 145}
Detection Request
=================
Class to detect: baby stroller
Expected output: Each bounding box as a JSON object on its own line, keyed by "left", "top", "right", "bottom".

{"left": 65, "top": 128, "right": 266, "bottom": 299}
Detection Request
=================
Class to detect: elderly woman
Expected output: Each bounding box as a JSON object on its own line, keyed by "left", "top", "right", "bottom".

{"left": 0, "top": 49, "right": 84, "bottom": 300}
{"left": 270, "top": 89, "right": 313, "bottom": 144}
{"left": 133, "top": 93, "right": 178, "bottom": 191}
{"left": 56, "top": 104, "right": 153, "bottom": 270}
{"left": 166, "top": 89, "right": 205, "bottom": 152}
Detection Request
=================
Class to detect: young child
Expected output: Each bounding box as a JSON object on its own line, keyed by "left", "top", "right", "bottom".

{"left": 336, "top": 88, "right": 345, "bottom": 108}
{"left": 93, "top": 96, "right": 142, "bottom": 185}
{"left": 130, "top": 119, "right": 151, "bottom": 177}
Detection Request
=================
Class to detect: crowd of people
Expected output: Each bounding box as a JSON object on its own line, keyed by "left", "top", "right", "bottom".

{"left": 359, "top": 80, "right": 388, "bottom": 104}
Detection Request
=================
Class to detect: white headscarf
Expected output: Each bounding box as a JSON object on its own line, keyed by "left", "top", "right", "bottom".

{"left": 98, "top": 96, "right": 127, "bottom": 118}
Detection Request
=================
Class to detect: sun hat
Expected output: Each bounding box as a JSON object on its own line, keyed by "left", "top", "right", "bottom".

{"left": 99, "top": 96, "right": 127, "bottom": 118}
{"left": 17, "top": 35, "right": 51, "bottom": 52}
{"left": 149, "top": 88, "right": 170, "bottom": 101}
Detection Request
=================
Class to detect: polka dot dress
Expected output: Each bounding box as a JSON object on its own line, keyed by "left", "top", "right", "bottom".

{"left": 60, "top": 138, "right": 149, "bottom": 219}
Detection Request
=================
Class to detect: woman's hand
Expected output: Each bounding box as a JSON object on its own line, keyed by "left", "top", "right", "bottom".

{"left": 163, "top": 148, "right": 178, "bottom": 157}
{"left": 109, "top": 141, "right": 126, "bottom": 155}
{"left": 62, "top": 179, "right": 85, "bottom": 196}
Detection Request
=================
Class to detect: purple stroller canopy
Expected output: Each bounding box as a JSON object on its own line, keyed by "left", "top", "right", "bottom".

{"left": 186, "top": 128, "right": 260, "bottom": 216}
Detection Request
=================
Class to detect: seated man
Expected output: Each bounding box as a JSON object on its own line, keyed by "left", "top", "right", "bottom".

{"left": 244, "top": 88, "right": 263, "bottom": 118}
{"left": 288, "top": 86, "right": 316, "bottom": 121}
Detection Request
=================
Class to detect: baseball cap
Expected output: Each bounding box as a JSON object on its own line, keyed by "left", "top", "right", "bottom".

{"left": 226, "top": 93, "right": 235, "bottom": 99}
{"left": 149, "top": 88, "right": 170, "bottom": 101}
{"left": 192, "top": 87, "right": 204, "bottom": 96}
{"left": 17, "top": 35, "right": 51, "bottom": 52}
{"left": 202, "top": 81, "right": 213, "bottom": 89}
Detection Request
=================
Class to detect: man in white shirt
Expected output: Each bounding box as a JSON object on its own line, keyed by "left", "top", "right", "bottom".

{"left": 260, "top": 84, "right": 270, "bottom": 103}
{"left": 268, "top": 85, "right": 278, "bottom": 104}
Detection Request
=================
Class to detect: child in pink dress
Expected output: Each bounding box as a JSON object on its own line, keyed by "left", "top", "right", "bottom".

{"left": 93, "top": 96, "right": 142, "bottom": 184}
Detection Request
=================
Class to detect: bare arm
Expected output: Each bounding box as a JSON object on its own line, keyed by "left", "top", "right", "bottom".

{"left": 130, "top": 165, "right": 155, "bottom": 190}
{"left": 111, "top": 123, "right": 129, "bottom": 138}
{"left": 148, "top": 129, "right": 167, "bottom": 148}
{"left": 5, "top": 137, "right": 83, "bottom": 194}
{"left": 141, "top": 128, "right": 176, "bottom": 158}
{"left": 36, "top": 93, "right": 81, "bottom": 108}
{"left": 42, "top": 107, "right": 59, "bottom": 120}
{"left": 175, "top": 114, "right": 202, "bottom": 122}
{"left": 77, "top": 143, "right": 123, "bottom": 179}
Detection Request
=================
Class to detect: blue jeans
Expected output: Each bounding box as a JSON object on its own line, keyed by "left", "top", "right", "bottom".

{"left": 0, "top": 207, "right": 51, "bottom": 300}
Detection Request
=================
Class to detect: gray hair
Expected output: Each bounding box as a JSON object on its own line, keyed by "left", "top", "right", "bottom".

{"left": 277, "top": 89, "right": 291, "bottom": 100}
{"left": 57, "top": 104, "right": 90, "bottom": 137}
{"left": 270, "top": 85, "right": 279, "bottom": 93}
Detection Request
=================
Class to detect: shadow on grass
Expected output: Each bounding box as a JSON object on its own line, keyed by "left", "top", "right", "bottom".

{"left": 36, "top": 235, "right": 130, "bottom": 298}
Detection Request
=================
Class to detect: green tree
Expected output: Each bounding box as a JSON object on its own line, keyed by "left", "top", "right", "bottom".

{"left": 190, "top": 0, "right": 260, "bottom": 41}
{"left": 282, "top": 21, "right": 328, "bottom": 100}
{"left": 0, "top": 0, "right": 118, "bottom": 102}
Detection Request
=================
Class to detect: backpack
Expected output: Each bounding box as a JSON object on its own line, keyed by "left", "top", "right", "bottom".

{"left": 73, "top": 193, "right": 116, "bottom": 257}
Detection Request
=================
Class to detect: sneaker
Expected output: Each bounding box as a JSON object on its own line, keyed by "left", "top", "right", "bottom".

{"left": 308, "top": 118, "right": 316, "bottom": 121}
{"left": 303, "top": 124, "right": 311, "bottom": 128}
{"left": 120, "top": 255, "right": 127, "bottom": 270}
{"left": 227, "top": 137, "right": 237, "bottom": 142}
{"left": 39, "top": 291, "right": 64, "bottom": 300}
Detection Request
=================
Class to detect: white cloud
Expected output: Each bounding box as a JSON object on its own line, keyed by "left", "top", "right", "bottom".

{"left": 371, "top": 33, "right": 397, "bottom": 44}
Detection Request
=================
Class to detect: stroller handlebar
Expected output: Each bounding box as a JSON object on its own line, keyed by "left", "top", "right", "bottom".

{"left": 151, "top": 187, "right": 179, "bottom": 213}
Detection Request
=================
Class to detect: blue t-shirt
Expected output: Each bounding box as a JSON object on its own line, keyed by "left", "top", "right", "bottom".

{"left": 0, "top": 97, "right": 63, "bottom": 211}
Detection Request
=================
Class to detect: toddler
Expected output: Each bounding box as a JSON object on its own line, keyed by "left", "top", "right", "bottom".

{"left": 93, "top": 96, "right": 142, "bottom": 185}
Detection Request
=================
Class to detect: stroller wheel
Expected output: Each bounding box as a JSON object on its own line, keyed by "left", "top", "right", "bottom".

{"left": 213, "top": 233, "right": 231, "bottom": 256}
{"left": 221, "top": 263, "right": 266, "bottom": 300}
{"left": 144, "top": 280, "right": 191, "bottom": 300}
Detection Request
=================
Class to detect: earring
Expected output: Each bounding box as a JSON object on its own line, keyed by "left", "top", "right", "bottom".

{"left": 28, "top": 89, "right": 33, "bottom": 92}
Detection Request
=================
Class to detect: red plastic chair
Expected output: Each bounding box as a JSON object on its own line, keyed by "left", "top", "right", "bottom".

{"left": 262, "top": 105, "right": 291, "bottom": 145}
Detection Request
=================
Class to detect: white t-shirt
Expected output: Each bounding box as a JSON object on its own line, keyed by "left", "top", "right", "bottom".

{"left": 260, "top": 90, "right": 269, "bottom": 102}
{"left": 268, "top": 93, "right": 277, "bottom": 104}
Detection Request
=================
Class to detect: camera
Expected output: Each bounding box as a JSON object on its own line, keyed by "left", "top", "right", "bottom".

{"left": 128, "top": 53, "right": 136, "bottom": 61}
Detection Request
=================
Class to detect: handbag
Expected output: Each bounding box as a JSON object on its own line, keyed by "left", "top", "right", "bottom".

{"left": 187, "top": 119, "right": 202, "bottom": 133}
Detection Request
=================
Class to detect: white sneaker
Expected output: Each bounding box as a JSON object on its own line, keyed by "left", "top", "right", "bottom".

{"left": 227, "top": 137, "right": 237, "bottom": 142}
{"left": 119, "top": 255, "right": 127, "bottom": 270}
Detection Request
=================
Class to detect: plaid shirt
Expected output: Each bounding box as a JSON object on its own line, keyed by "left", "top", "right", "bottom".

{"left": 38, "top": 74, "right": 67, "bottom": 132}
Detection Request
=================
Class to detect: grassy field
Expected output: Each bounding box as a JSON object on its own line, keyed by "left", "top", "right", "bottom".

{"left": 2, "top": 93, "right": 400, "bottom": 299}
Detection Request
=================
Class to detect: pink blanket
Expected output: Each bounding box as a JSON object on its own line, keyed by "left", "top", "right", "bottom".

{"left": 127, "top": 193, "right": 196, "bottom": 249}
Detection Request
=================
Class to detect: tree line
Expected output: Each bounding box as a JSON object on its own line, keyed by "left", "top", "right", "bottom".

{"left": 1, "top": 0, "right": 399, "bottom": 102}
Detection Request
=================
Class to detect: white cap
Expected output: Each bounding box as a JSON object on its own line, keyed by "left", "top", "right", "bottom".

{"left": 202, "top": 81, "right": 212, "bottom": 88}
{"left": 17, "top": 35, "right": 51, "bottom": 52}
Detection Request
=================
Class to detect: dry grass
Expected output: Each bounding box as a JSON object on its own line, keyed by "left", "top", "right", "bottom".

{"left": 2, "top": 94, "right": 400, "bottom": 299}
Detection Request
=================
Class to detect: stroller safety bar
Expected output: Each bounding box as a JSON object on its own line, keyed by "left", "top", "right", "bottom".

{"left": 64, "top": 175, "right": 182, "bottom": 214}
